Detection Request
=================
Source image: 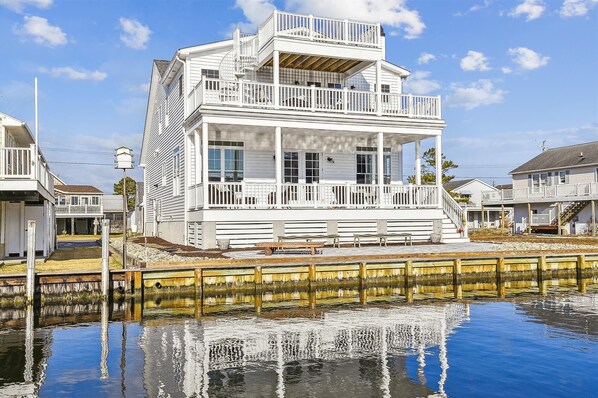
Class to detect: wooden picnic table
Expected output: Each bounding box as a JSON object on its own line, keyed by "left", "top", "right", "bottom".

{"left": 255, "top": 242, "right": 324, "bottom": 256}
{"left": 278, "top": 234, "right": 341, "bottom": 248}
{"left": 353, "top": 233, "right": 413, "bottom": 247}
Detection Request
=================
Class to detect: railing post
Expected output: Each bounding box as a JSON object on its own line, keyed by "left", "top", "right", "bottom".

{"left": 343, "top": 87, "right": 348, "bottom": 114}
{"left": 29, "top": 144, "right": 37, "bottom": 179}
{"left": 437, "top": 95, "right": 442, "bottom": 118}
{"left": 408, "top": 94, "right": 413, "bottom": 117}
{"left": 344, "top": 19, "right": 349, "bottom": 44}
{"left": 238, "top": 79, "right": 244, "bottom": 106}
{"left": 310, "top": 85, "right": 316, "bottom": 112}
{"left": 309, "top": 15, "right": 314, "bottom": 40}
{"left": 273, "top": 9, "right": 278, "bottom": 33}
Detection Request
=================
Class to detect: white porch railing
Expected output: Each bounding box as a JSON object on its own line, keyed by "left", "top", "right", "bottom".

{"left": 187, "top": 78, "right": 442, "bottom": 119}
{"left": 56, "top": 205, "right": 103, "bottom": 215}
{"left": 442, "top": 189, "right": 466, "bottom": 235}
{"left": 188, "top": 182, "right": 439, "bottom": 210}
{"left": 482, "top": 182, "right": 598, "bottom": 204}
{"left": 258, "top": 10, "right": 381, "bottom": 49}
{"left": 0, "top": 145, "right": 53, "bottom": 194}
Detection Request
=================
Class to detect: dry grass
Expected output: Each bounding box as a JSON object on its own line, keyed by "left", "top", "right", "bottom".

{"left": 57, "top": 234, "right": 123, "bottom": 241}
{"left": 0, "top": 246, "right": 121, "bottom": 275}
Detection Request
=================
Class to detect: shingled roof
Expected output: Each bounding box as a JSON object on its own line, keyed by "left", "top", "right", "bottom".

{"left": 510, "top": 141, "right": 598, "bottom": 175}
{"left": 443, "top": 179, "right": 475, "bottom": 191}
{"left": 154, "top": 59, "right": 170, "bottom": 77}
{"left": 55, "top": 185, "right": 103, "bottom": 194}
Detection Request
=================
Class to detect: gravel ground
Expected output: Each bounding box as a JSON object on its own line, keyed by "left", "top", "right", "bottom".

{"left": 494, "top": 242, "right": 596, "bottom": 252}
{"left": 111, "top": 237, "right": 211, "bottom": 263}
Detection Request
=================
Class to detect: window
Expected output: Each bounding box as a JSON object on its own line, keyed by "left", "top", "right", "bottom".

{"left": 173, "top": 147, "right": 181, "bottom": 196}
{"left": 381, "top": 84, "right": 390, "bottom": 103}
{"left": 557, "top": 171, "right": 570, "bottom": 184}
{"left": 91, "top": 196, "right": 100, "bottom": 206}
{"left": 305, "top": 153, "right": 320, "bottom": 183}
{"left": 208, "top": 141, "right": 244, "bottom": 182}
{"left": 284, "top": 152, "right": 299, "bottom": 183}
{"left": 58, "top": 196, "right": 66, "bottom": 205}
{"left": 356, "top": 147, "right": 391, "bottom": 184}
{"left": 178, "top": 75, "right": 183, "bottom": 97}
{"left": 71, "top": 196, "right": 79, "bottom": 205}
{"left": 327, "top": 83, "right": 342, "bottom": 89}
{"left": 307, "top": 81, "right": 321, "bottom": 87}
{"left": 162, "top": 161, "right": 167, "bottom": 186}
{"left": 81, "top": 197, "right": 89, "bottom": 205}
{"left": 202, "top": 69, "right": 220, "bottom": 90}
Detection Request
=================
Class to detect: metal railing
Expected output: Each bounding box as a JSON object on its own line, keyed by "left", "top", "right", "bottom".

{"left": 482, "top": 182, "right": 598, "bottom": 203}
{"left": 55, "top": 205, "right": 103, "bottom": 215}
{"left": 188, "top": 182, "right": 439, "bottom": 210}
{"left": 187, "top": 78, "right": 442, "bottom": 119}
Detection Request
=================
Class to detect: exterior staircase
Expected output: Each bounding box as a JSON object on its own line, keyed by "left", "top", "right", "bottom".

{"left": 441, "top": 188, "right": 470, "bottom": 243}
{"left": 550, "top": 200, "right": 589, "bottom": 226}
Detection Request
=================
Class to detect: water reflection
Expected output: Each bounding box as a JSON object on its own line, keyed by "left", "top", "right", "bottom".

{"left": 0, "top": 277, "right": 596, "bottom": 397}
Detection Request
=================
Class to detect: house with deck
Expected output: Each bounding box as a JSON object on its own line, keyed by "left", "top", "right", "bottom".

{"left": 140, "top": 10, "right": 467, "bottom": 248}
{"left": 0, "top": 112, "right": 55, "bottom": 258}
{"left": 482, "top": 141, "right": 598, "bottom": 234}
{"left": 445, "top": 179, "right": 512, "bottom": 229}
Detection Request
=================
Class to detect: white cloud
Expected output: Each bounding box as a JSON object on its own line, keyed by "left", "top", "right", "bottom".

{"left": 454, "top": 0, "right": 491, "bottom": 17}
{"left": 501, "top": 66, "right": 512, "bottom": 74}
{"left": 560, "top": 0, "right": 597, "bottom": 17}
{"left": 460, "top": 51, "right": 490, "bottom": 71}
{"left": 119, "top": 17, "right": 151, "bottom": 50}
{"left": 509, "top": 0, "right": 545, "bottom": 21}
{"left": 507, "top": 47, "right": 549, "bottom": 70}
{"left": 138, "top": 82, "right": 150, "bottom": 93}
{"left": 234, "top": 0, "right": 426, "bottom": 39}
{"left": 0, "top": 0, "right": 52, "bottom": 12}
{"left": 417, "top": 52, "right": 436, "bottom": 64}
{"left": 40, "top": 66, "right": 107, "bottom": 81}
{"left": 16, "top": 15, "right": 67, "bottom": 46}
{"left": 403, "top": 71, "right": 440, "bottom": 95}
{"left": 445, "top": 79, "right": 506, "bottom": 110}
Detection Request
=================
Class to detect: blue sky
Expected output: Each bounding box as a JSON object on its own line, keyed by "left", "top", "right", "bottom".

{"left": 0, "top": 0, "right": 597, "bottom": 192}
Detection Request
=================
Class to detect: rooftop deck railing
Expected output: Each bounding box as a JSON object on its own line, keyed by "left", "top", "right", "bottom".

{"left": 258, "top": 10, "right": 381, "bottom": 49}
{"left": 482, "top": 183, "right": 598, "bottom": 204}
{"left": 188, "top": 182, "right": 439, "bottom": 210}
{"left": 187, "top": 78, "right": 441, "bottom": 119}
{"left": 0, "top": 145, "right": 53, "bottom": 194}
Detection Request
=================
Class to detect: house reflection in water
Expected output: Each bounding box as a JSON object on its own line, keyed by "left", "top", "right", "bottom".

{"left": 140, "top": 304, "right": 468, "bottom": 397}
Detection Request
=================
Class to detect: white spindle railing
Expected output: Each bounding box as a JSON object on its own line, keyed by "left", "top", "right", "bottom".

{"left": 55, "top": 205, "right": 103, "bottom": 215}
{"left": 482, "top": 182, "right": 598, "bottom": 204}
{"left": 442, "top": 188, "right": 466, "bottom": 235}
{"left": 0, "top": 147, "right": 32, "bottom": 177}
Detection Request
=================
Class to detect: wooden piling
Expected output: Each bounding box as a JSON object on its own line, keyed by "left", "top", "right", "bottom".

{"left": 537, "top": 256, "right": 547, "bottom": 281}
{"left": 453, "top": 259, "right": 462, "bottom": 285}
{"left": 133, "top": 271, "right": 143, "bottom": 296}
{"left": 577, "top": 255, "right": 586, "bottom": 280}
{"left": 497, "top": 282, "right": 506, "bottom": 298}
{"left": 194, "top": 268, "right": 203, "bottom": 295}
{"left": 359, "top": 262, "right": 368, "bottom": 287}
{"left": 25, "top": 220, "right": 36, "bottom": 304}
{"left": 308, "top": 290, "right": 316, "bottom": 310}
{"left": 453, "top": 283, "right": 463, "bottom": 300}
{"left": 308, "top": 264, "right": 317, "bottom": 288}
{"left": 405, "top": 286, "right": 414, "bottom": 303}
{"left": 254, "top": 266, "right": 263, "bottom": 288}
{"left": 359, "top": 287, "right": 367, "bottom": 305}
{"left": 254, "top": 292, "right": 262, "bottom": 314}
{"left": 405, "top": 260, "right": 414, "bottom": 287}
{"left": 496, "top": 257, "right": 505, "bottom": 284}
{"left": 101, "top": 220, "right": 110, "bottom": 298}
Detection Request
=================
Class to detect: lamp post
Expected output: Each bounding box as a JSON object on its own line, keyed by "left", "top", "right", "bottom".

{"left": 115, "top": 147, "right": 134, "bottom": 269}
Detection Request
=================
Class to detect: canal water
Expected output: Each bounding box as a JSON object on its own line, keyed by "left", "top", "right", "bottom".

{"left": 0, "top": 279, "right": 597, "bottom": 397}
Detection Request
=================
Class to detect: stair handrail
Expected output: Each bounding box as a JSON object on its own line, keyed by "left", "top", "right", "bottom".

{"left": 442, "top": 188, "right": 466, "bottom": 237}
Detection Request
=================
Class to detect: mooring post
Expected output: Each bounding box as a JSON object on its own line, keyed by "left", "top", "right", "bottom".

{"left": 453, "top": 259, "right": 462, "bottom": 285}
{"left": 537, "top": 255, "right": 547, "bottom": 282}
{"left": 405, "top": 260, "right": 414, "bottom": 287}
{"left": 496, "top": 257, "right": 505, "bottom": 284}
{"left": 308, "top": 264, "right": 317, "bottom": 288}
{"left": 359, "top": 262, "right": 368, "bottom": 287}
{"left": 576, "top": 255, "right": 586, "bottom": 280}
{"left": 101, "top": 219, "right": 110, "bottom": 298}
{"left": 254, "top": 266, "right": 263, "bottom": 290}
{"left": 25, "top": 220, "right": 36, "bottom": 304}
{"left": 453, "top": 284, "right": 463, "bottom": 300}
{"left": 405, "top": 286, "right": 414, "bottom": 303}
{"left": 194, "top": 268, "right": 203, "bottom": 294}
{"left": 133, "top": 270, "right": 143, "bottom": 297}
{"left": 308, "top": 289, "right": 316, "bottom": 310}
{"left": 100, "top": 299, "right": 109, "bottom": 380}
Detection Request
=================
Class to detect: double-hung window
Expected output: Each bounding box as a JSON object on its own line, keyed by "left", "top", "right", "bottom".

{"left": 202, "top": 69, "right": 220, "bottom": 91}
{"left": 173, "top": 147, "right": 181, "bottom": 196}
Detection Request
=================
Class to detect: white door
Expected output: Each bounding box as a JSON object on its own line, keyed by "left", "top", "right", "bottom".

{"left": 5, "top": 202, "right": 21, "bottom": 256}
{"left": 24, "top": 205, "right": 44, "bottom": 253}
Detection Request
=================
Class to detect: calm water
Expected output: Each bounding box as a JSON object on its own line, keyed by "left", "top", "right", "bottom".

{"left": 1, "top": 280, "right": 597, "bottom": 397}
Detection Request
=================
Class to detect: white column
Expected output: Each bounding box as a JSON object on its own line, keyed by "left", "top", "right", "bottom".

{"left": 202, "top": 122, "right": 209, "bottom": 210}
{"left": 275, "top": 127, "right": 282, "bottom": 208}
{"left": 194, "top": 130, "right": 201, "bottom": 210}
{"left": 273, "top": 50, "right": 280, "bottom": 109}
{"left": 435, "top": 135, "right": 442, "bottom": 208}
{"left": 415, "top": 139, "right": 421, "bottom": 185}
{"left": 377, "top": 132, "right": 384, "bottom": 206}
{"left": 375, "top": 60, "right": 382, "bottom": 116}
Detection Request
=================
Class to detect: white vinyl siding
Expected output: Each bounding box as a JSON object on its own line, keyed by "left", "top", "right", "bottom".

{"left": 188, "top": 49, "right": 229, "bottom": 90}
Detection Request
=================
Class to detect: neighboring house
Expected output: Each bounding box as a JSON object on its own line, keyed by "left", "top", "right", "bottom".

{"left": 131, "top": 181, "right": 144, "bottom": 233}
{"left": 482, "top": 141, "right": 598, "bottom": 234}
{"left": 445, "top": 179, "right": 512, "bottom": 229}
{"left": 55, "top": 185, "right": 103, "bottom": 235}
{"left": 103, "top": 194, "right": 125, "bottom": 233}
{"left": 0, "top": 112, "right": 55, "bottom": 258}
{"left": 140, "top": 10, "right": 467, "bottom": 248}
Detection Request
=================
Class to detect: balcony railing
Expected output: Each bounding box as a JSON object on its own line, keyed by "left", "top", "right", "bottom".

{"left": 188, "top": 78, "right": 441, "bottom": 119}
{"left": 258, "top": 10, "right": 381, "bottom": 49}
{"left": 56, "top": 205, "right": 103, "bottom": 215}
{"left": 0, "top": 145, "right": 53, "bottom": 194}
{"left": 188, "top": 182, "right": 438, "bottom": 210}
{"left": 482, "top": 182, "right": 598, "bottom": 204}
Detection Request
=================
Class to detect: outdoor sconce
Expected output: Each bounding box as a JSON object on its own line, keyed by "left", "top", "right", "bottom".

{"left": 327, "top": 157, "right": 335, "bottom": 163}
{"left": 350, "top": 85, "right": 355, "bottom": 89}
{"left": 294, "top": 80, "right": 300, "bottom": 85}
{"left": 272, "top": 155, "right": 276, "bottom": 161}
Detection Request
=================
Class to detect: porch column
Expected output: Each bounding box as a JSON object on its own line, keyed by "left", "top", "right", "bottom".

{"left": 592, "top": 200, "right": 596, "bottom": 236}
{"left": 435, "top": 135, "right": 442, "bottom": 208}
{"left": 194, "top": 129, "right": 201, "bottom": 210}
{"left": 202, "top": 122, "right": 209, "bottom": 210}
{"left": 71, "top": 217, "right": 75, "bottom": 236}
{"left": 377, "top": 132, "right": 384, "bottom": 205}
{"left": 375, "top": 60, "right": 382, "bottom": 116}
{"left": 273, "top": 50, "right": 280, "bottom": 109}
{"left": 275, "top": 126, "right": 282, "bottom": 208}
{"left": 415, "top": 139, "right": 422, "bottom": 185}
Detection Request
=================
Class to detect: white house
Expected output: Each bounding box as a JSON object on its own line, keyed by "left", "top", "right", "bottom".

{"left": 0, "top": 112, "right": 55, "bottom": 258}
{"left": 445, "top": 179, "right": 512, "bottom": 229}
{"left": 482, "top": 141, "right": 598, "bottom": 234}
{"left": 140, "top": 10, "right": 467, "bottom": 248}
{"left": 55, "top": 185, "right": 104, "bottom": 235}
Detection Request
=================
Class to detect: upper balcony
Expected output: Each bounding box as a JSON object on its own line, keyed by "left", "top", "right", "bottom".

{"left": 482, "top": 182, "right": 598, "bottom": 205}
{"left": 0, "top": 145, "right": 54, "bottom": 201}
{"left": 187, "top": 78, "right": 441, "bottom": 120}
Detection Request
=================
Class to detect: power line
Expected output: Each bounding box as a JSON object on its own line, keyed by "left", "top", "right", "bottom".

{"left": 48, "top": 160, "right": 114, "bottom": 166}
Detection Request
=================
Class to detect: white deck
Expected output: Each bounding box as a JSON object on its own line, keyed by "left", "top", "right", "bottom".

{"left": 482, "top": 182, "right": 598, "bottom": 205}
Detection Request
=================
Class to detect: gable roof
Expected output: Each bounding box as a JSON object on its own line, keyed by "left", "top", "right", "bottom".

{"left": 55, "top": 185, "right": 103, "bottom": 194}
{"left": 443, "top": 179, "right": 475, "bottom": 191}
{"left": 511, "top": 141, "right": 598, "bottom": 175}
{"left": 154, "top": 59, "right": 170, "bottom": 77}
